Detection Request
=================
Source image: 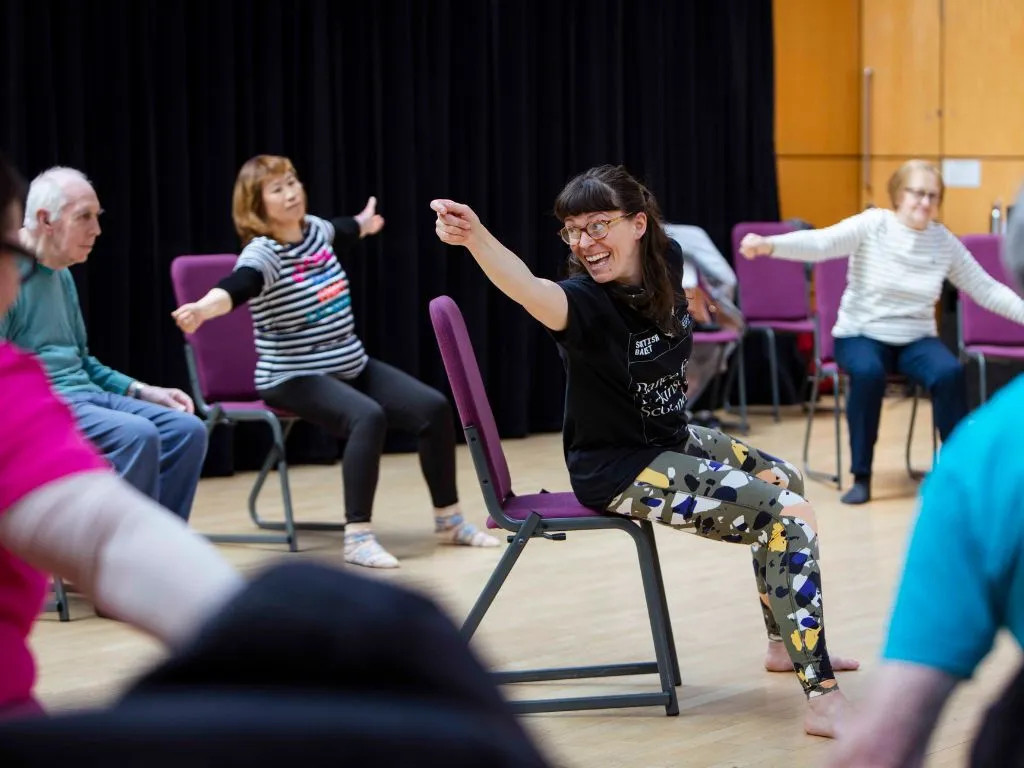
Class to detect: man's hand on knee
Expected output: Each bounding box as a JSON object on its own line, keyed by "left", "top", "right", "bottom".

{"left": 134, "top": 383, "right": 195, "bottom": 414}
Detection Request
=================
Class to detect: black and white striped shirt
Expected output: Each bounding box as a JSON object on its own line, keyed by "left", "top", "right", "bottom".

{"left": 769, "top": 208, "right": 1024, "bottom": 344}
{"left": 236, "top": 215, "right": 368, "bottom": 390}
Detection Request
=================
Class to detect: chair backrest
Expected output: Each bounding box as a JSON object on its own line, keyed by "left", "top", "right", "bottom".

{"left": 812, "top": 257, "right": 849, "bottom": 363}
{"left": 730, "top": 222, "right": 807, "bottom": 322}
{"left": 958, "top": 234, "right": 1024, "bottom": 347}
{"left": 170, "top": 254, "right": 259, "bottom": 402}
{"left": 429, "top": 296, "right": 513, "bottom": 503}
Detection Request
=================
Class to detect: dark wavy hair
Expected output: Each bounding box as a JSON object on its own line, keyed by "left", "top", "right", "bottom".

{"left": 553, "top": 165, "right": 683, "bottom": 335}
{"left": 0, "top": 152, "right": 25, "bottom": 220}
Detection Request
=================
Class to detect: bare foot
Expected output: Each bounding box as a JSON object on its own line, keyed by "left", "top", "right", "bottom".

{"left": 764, "top": 640, "right": 861, "bottom": 672}
{"left": 804, "top": 689, "right": 850, "bottom": 738}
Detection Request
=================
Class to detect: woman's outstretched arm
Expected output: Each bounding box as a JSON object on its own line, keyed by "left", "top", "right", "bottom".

{"left": 431, "top": 199, "right": 568, "bottom": 331}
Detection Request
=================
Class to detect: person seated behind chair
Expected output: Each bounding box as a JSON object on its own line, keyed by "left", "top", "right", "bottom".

{"left": 431, "top": 164, "right": 860, "bottom": 738}
{"left": 828, "top": 184, "right": 1024, "bottom": 767}
{"left": 740, "top": 159, "right": 1024, "bottom": 505}
{"left": 664, "top": 223, "right": 745, "bottom": 426}
{"left": 171, "top": 155, "right": 498, "bottom": 569}
{"left": 0, "top": 152, "right": 242, "bottom": 718}
{"left": 0, "top": 167, "right": 207, "bottom": 522}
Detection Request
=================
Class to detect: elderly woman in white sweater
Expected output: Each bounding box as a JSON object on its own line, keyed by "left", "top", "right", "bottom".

{"left": 740, "top": 159, "right": 1024, "bottom": 504}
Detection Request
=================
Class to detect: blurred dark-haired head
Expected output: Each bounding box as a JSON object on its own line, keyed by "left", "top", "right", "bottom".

{"left": 0, "top": 153, "right": 25, "bottom": 215}
{"left": 0, "top": 152, "right": 28, "bottom": 314}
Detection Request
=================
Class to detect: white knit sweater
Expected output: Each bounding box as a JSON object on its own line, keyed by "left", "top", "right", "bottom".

{"left": 767, "top": 208, "right": 1024, "bottom": 344}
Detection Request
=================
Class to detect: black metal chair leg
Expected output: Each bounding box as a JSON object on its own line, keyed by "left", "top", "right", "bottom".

{"left": 461, "top": 513, "right": 541, "bottom": 640}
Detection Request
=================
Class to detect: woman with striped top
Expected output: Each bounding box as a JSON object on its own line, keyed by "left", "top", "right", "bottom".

{"left": 172, "top": 155, "right": 498, "bottom": 567}
{"left": 740, "top": 159, "right": 1024, "bottom": 504}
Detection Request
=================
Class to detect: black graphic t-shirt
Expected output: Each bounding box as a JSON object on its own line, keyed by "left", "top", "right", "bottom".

{"left": 550, "top": 242, "right": 693, "bottom": 508}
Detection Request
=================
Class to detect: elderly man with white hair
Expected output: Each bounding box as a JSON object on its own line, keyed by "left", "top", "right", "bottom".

{"left": 828, "top": 185, "right": 1024, "bottom": 766}
{"left": 0, "top": 167, "right": 206, "bottom": 521}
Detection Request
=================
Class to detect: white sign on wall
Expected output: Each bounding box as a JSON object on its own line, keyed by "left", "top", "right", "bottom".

{"left": 942, "top": 159, "right": 982, "bottom": 188}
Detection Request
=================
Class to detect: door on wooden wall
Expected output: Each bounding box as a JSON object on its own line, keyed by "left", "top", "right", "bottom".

{"left": 860, "top": 0, "right": 941, "bottom": 209}
{"left": 941, "top": 0, "right": 1024, "bottom": 233}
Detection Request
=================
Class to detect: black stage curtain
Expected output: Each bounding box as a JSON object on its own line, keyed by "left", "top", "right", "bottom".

{"left": 1, "top": 0, "right": 779, "bottom": 469}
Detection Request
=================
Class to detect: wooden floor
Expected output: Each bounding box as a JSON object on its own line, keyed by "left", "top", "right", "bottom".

{"left": 30, "top": 395, "right": 1021, "bottom": 767}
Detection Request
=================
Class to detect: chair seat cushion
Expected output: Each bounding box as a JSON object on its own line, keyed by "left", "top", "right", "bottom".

{"left": 485, "top": 492, "right": 606, "bottom": 528}
{"left": 819, "top": 361, "right": 917, "bottom": 383}
{"left": 749, "top": 319, "right": 816, "bottom": 334}
{"left": 217, "top": 400, "right": 297, "bottom": 418}
{"left": 965, "top": 344, "right": 1024, "bottom": 361}
{"left": 692, "top": 329, "right": 740, "bottom": 344}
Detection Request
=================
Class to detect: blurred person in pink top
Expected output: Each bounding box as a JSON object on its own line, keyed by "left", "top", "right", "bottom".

{"left": 0, "top": 153, "right": 241, "bottom": 715}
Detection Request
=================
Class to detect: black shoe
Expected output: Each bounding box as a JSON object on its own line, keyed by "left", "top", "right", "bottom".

{"left": 840, "top": 481, "right": 871, "bottom": 505}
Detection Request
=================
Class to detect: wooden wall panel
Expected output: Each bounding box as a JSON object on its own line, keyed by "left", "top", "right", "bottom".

{"left": 861, "top": 0, "right": 941, "bottom": 156}
{"left": 943, "top": 0, "right": 1024, "bottom": 156}
{"left": 777, "top": 157, "right": 861, "bottom": 227}
{"left": 941, "top": 160, "right": 1024, "bottom": 235}
{"left": 774, "top": 0, "right": 861, "bottom": 155}
{"left": 774, "top": 0, "right": 1022, "bottom": 236}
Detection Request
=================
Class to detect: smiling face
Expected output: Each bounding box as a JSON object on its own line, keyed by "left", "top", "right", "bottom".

{"left": 894, "top": 168, "right": 942, "bottom": 230}
{"left": 562, "top": 209, "right": 647, "bottom": 285}
{"left": 260, "top": 171, "right": 306, "bottom": 233}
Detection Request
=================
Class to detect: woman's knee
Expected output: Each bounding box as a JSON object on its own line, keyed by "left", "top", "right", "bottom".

{"left": 350, "top": 402, "right": 388, "bottom": 440}
{"left": 931, "top": 359, "right": 965, "bottom": 392}
{"left": 172, "top": 412, "right": 208, "bottom": 451}
{"left": 846, "top": 361, "right": 887, "bottom": 392}
{"left": 421, "top": 388, "right": 453, "bottom": 429}
{"left": 123, "top": 419, "right": 161, "bottom": 457}
{"left": 754, "top": 461, "right": 805, "bottom": 497}
{"left": 779, "top": 498, "right": 818, "bottom": 536}
{"left": 787, "top": 464, "right": 806, "bottom": 496}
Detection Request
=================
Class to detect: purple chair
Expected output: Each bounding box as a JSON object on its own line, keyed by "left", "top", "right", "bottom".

{"left": 170, "top": 255, "right": 345, "bottom": 551}
{"left": 691, "top": 328, "right": 748, "bottom": 433}
{"left": 958, "top": 234, "right": 1024, "bottom": 403}
{"left": 802, "top": 258, "right": 933, "bottom": 489}
{"left": 429, "top": 295, "right": 680, "bottom": 716}
{"left": 731, "top": 222, "right": 815, "bottom": 421}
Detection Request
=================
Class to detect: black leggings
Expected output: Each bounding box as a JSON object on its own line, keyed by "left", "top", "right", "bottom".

{"left": 259, "top": 359, "right": 458, "bottom": 523}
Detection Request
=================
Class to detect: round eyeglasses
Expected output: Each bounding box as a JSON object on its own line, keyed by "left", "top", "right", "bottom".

{"left": 1, "top": 240, "right": 38, "bottom": 283}
{"left": 904, "top": 187, "right": 941, "bottom": 204}
{"left": 558, "top": 212, "right": 636, "bottom": 245}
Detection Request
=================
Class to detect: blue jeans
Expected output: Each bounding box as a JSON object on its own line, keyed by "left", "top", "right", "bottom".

{"left": 65, "top": 392, "right": 207, "bottom": 521}
{"left": 833, "top": 335, "right": 967, "bottom": 478}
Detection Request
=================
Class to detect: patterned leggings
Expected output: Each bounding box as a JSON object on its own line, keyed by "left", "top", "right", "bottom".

{"left": 607, "top": 425, "right": 837, "bottom": 698}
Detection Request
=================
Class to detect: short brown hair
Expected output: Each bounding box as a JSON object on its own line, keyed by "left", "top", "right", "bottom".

{"left": 887, "top": 159, "right": 944, "bottom": 208}
{"left": 232, "top": 155, "right": 305, "bottom": 245}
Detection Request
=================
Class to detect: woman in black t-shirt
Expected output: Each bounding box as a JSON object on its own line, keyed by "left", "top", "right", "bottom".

{"left": 431, "top": 164, "right": 857, "bottom": 738}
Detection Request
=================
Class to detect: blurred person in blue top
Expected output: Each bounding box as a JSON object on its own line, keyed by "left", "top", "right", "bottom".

{"left": 829, "top": 184, "right": 1024, "bottom": 767}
